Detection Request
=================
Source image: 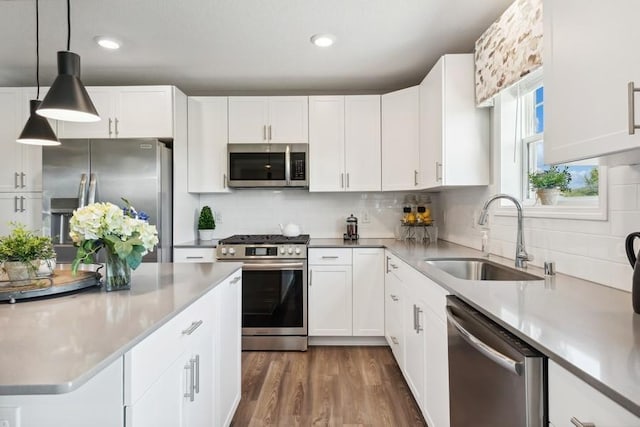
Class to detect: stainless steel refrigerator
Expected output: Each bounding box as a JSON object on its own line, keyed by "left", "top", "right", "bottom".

{"left": 43, "top": 139, "right": 172, "bottom": 263}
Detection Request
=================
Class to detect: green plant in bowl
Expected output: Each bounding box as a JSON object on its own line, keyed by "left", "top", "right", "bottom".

{"left": 0, "top": 222, "right": 56, "bottom": 281}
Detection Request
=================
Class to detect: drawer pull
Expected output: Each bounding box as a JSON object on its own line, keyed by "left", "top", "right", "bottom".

{"left": 194, "top": 354, "right": 200, "bottom": 394}
{"left": 186, "top": 256, "right": 204, "bottom": 259}
{"left": 184, "top": 359, "right": 195, "bottom": 401}
{"left": 182, "top": 320, "right": 203, "bottom": 336}
{"left": 570, "top": 417, "right": 595, "bottom": 427}
{"left": 391, "top": 336, "right": 399, "bottom": 345}
{"left": 231, "top": 276, "right": 241, "bottom": 284}
{"left": 321, "top": 256, "right": 339, "bottom": 259}
{"left": 390, "top": 263, "right": 398, "bottom": 269}
{"left": 390, "top": 294, "right": 399, "bottom": 302}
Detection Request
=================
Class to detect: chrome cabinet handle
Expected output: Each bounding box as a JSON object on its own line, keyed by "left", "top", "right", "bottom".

{"left": 346, "top": 173, "right": 350, "bottom": 188}
{"left": 14, "top": 172, "right": 19, "bottom": 189}
{"left": 390, "top": 263, "right": 398, "bottom": 270}
{"left": 231, "top": 276, "right": 241, "bottom": 284}
{"left": 20, "top": 196, "right": 25, "bottom": 212}
{"left": 184, "top": 359, "right": 195, "bottom": 401}
{"left": 194, "top": 354, "right": 200, "bottom": 394}
{"left": 390, "top": 336, "right": 399, "bottom": 345}
{"left": 414, "top": 170, "right": 418, "bottom": 186}
{"left": 182, "top": 320, "right": 203, "bottom": 335}
{"left": 570, "top": 417, "right": 595, "bottom": 427}
{"left": 436, "top": 162, "right": 443, "bottom": 181}
{"left": 108, "top": 118, "right": 113, "bottom": 137}
{"left": 20, "top": 173, "right": 25, "bottom": 188}
{"left": 114, "top": 118, "right": 119, "bottom": 137}
{"left": 386, "top": 256, "right": 390, "bottom": 273}
{"left": 413, "top": 304, "right": 418, "bottom": 332}
{"left": 268, "top": 125, "right": 272, "bottom": 141}
{"left": 223, "top": 173, "right": 227, "bottom": 189}
{"left": 628, "top": 82, "right": 640, "bottom": 134}
{"left": 341, "top": 173, "right": 344, "bottom": 188}
{"left": 263, "top": 125, "right": 267, "bottom": 141}
{"left": 321, "top": 256, "right": 339, "bottom": 259}
{"left": 389, "top": 294, "right": 398, "bottom": 302}
{"left": 13, "top": 196, "right": 19, "bottom": 213}
{"left": 309, "top": 269, "right": 312, "bottom": 286}
{"left": 415, "top": 305, "right": 423, "bottom": 333}
{"left": 446, "top": 307, "right": 523, "bottom": 375}
{"left": 186, "top": 256, "right": 204, "bottom": 259}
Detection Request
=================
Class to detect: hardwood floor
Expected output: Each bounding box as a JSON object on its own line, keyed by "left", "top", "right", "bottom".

{"left": 231, "top": 346, "right": 427, "bottom": 427}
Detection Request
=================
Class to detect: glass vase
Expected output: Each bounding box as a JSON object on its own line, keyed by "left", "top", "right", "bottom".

{"left": 104, "top": 250, "right": 131, "bottom": 292}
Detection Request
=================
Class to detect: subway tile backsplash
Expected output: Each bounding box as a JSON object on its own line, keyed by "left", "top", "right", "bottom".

{"left": 438, "top": 165, "right": 640, "bottom": 292}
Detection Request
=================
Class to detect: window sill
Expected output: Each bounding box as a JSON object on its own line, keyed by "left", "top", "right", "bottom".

{"left": 494, "top": 199, "right": 607, "bottom": 221}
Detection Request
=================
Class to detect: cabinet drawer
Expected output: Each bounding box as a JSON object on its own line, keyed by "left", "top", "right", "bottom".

{"left": 124, "top": 291, "right": 213, "bottom": 405}
{"left": 308, "top": 248, "right": 352, "bottom": 265}
{"left": 174, "top": 248, "right": 216, "bottom": 262}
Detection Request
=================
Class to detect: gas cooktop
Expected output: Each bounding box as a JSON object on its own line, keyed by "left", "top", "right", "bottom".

{"left": 218, "top": 234, "right": 310, "bottom": 245}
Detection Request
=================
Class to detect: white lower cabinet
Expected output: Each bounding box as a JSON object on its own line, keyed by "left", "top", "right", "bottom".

{"left": 125, "top": 270, "right": 242, "bottom": 427}
{"left": 384, "top": 250, "right": 450, "bottom": 427}
{"left": 308, "top": 248, "right": 384, "bottom": 337}
{"left": 548, "top": 360, "right": 640, "bottom": 427}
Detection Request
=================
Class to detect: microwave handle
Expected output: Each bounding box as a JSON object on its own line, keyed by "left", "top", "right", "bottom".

{"left": 285, "top": 145, "right": 291, "bottom": 185}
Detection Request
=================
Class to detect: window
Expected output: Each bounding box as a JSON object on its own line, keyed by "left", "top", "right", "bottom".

{"left": 496, "top": 69, "right": 606, "bottom": 220}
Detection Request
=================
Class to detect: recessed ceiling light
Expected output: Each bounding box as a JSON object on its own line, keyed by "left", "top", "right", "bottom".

{"left": 310, "top": 34, "right": 336, "bottom": 48}
{"left": 94, "top": 36, "right": 121, "bottom": 50}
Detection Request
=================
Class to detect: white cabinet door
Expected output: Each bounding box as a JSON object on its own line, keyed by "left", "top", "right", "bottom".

{"left": 308, "top": 264, "right": 353, "bottom": 336}
{"left": 215, "top": 272, "right": 242, "bottom": 427}
{"left": 544, "top": 1, "right": 640, "bottom": 164}
{"left": 382, "top": 86, "right": 420, "bottom": 191}
{"left": 268, "top": 96, "right": 308, "bottom": 144}
{"left": 548, "top": 360, "right": 640, "bottom": 427}
{"left": 345, "top": 95, "right": 381, "bottom": 191}
{"left": 117, "top": 86, "right": 173, "bottom": 139}
{"left": 403, "top": 286, "right": 426, "bottom": 412}
{"left": 187, "top": 97, "right": 230, "bottom": 193}
{"left": 57, "top": 87, "right": 114, "bottom": 139}
{"left": 0, "top": 88, "right": 26, "bottom": 193}
{"left": 126, "top": 354, "right": 186, "bottom": 427}
{"left": 308, "top": 96, "right": 345, "bottom": 192}
{"left": 228, "top": 97, "right": 269, "bottom": 144}
{"left": 352, "top": 248, "right": 384, "bottom": 336}
{"left": 419, "top": 54, "right": 489, "bottom": 189}
{"left": 0, "top": 193, "right": 42, "bottom": 234}
{"left": 424, "top": 307, "right": 450, "bottom": 427}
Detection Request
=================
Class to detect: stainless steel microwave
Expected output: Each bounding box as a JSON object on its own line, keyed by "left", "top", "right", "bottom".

{"left": 227, "top": 143, "right": 308, "bottom": 188}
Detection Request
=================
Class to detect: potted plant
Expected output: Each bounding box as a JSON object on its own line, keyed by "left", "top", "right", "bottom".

{"left": 198, "top": 206, "right": 216, "bottom": 241}
{"left": 528, "top": 166, "right": 572, "bottom": 205}
{"left": 0, "top": 223, "right": 56, "bottom": 281}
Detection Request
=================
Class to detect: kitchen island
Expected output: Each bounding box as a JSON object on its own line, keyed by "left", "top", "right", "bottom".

{"left": 0, "top": 262, "right": 242, "bottom": 427}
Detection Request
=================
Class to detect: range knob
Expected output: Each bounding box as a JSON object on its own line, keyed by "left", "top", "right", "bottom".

{"left": 229, "top": 247, "right": 236, "bottom": 256}
{"left": 221, "top": 247, "right": 227, "bottom": 255}
{"left": 287, "top": 247, "right": 294, "bottom": 255}
{"left": 295, "top": 247, "right": 301, "bottom": 255}
{"left": 280, "top": 247, "right": 285, "bottom": 255}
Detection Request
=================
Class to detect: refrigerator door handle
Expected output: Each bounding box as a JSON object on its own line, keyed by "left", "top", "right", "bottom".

{"left": 88, "top": 173, "right": 97, "bottom": 204}
{"left": 78, "top": 174, "right": 88, "bottom": 208}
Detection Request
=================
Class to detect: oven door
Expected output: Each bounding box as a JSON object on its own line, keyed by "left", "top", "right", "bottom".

{"left": 241, "top": 260, "right": 307, "bottom": 336}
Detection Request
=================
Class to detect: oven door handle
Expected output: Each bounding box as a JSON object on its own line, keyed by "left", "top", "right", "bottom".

{"left": 446, "top": 306, "right": 523, "bottom": 376}
{"left": 243, "top": 262, "right": 305, "bottom": 271}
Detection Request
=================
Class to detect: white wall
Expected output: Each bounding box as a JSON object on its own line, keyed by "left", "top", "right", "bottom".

{"left": 198, "top": 190, "right": 430, "bottom": 240}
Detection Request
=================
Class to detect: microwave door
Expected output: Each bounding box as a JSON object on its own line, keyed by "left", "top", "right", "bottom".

{"left": 228, "top": 151, "right": 286, "bottom": 187}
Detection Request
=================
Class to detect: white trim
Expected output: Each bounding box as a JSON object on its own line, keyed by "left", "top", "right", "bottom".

{"left": 308, "top": 336, "right": 387, "bottom": 346}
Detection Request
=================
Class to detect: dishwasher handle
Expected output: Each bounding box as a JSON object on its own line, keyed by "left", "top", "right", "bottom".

{"left": 446, "top": 306, "right": 523, "bottom": 376}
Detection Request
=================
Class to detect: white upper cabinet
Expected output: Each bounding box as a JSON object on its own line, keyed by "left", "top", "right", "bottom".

{"left": 309, "top": 95, "right": 381, "bottom": 192}
{"left": 382, "top": 86, "right": 420, "bottom": 191}
{"left": 544, "top": 1, "right": 640, "bottom": 164}
{"left": 419, "top": 54, "right": 489, "bottom": 189}
{"left": 0, "top": 88, "right": 42, "bottom": 192}
{"left": 187, "top": 97, "right": 230, "bottom": 193}
{"left": 228, "top": 96, "right": 308, "bottom": 144}
{"left": 58, "top": 86, "right": 174, "bottom": 139}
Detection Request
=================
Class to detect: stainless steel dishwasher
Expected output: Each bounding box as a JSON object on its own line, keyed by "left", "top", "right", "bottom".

{"left": 446, "top": 296, "right": 546, "bottom": 427}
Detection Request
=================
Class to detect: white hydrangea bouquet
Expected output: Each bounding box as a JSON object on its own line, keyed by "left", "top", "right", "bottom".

{"left": 69, "top": 199, "right": 158, "bottom": 290}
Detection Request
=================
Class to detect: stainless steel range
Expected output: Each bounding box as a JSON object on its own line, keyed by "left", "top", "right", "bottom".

{"left": 216, "top": 234, "right": 310, "bottom": 351}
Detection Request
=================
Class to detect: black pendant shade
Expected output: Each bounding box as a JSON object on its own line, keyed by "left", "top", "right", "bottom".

{"left": 17, "top": 100, "right": 60, "bottom": 146}
{"left": 36, "top": 51, "right": 100, "bottom": 123}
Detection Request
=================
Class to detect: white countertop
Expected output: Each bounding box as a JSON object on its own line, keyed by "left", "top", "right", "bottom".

{"left": 0, "top": 262, "right": 242, "bottom": 395}
{"left": 310, "top": 238, "right": 640, "bottom": 416}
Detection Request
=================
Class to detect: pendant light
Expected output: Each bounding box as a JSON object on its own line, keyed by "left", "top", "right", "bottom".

{"left": 17, "top": 0, "right": 60, "bottom": 146}
{"left": 37, "top": 0, "right": 100, "bottom": 122}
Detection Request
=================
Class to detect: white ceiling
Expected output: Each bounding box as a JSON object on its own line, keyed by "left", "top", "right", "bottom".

{"left": 0, "top": 0, "right": 512, "bottom": 95}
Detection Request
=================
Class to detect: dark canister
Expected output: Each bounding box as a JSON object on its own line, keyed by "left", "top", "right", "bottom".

{"left": 624, "top": 232, "right": 640, "bottom": 313}
{"left": 345, "top": 214, "right": 359, "bottom": 241}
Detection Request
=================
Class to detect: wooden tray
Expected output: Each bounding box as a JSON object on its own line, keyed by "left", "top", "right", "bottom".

{"left": 0, "top": 268, "right": 101, "bottom": 303}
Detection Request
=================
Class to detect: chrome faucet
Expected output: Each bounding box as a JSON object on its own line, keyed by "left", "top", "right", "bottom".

{"left": 478, "top": 193, "right": 532, "bottom": 268}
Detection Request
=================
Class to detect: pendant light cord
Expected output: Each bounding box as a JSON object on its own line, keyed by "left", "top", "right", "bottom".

{"left": 66, "top": 0, "right": 71, "bottom": 51}
{"left": 35, "top": 0, "right": 40, "bottom": 99}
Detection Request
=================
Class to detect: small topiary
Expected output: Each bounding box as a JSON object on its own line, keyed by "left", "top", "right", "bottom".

{"left": 198, "top": 206, "right": 215, "bottom": 230}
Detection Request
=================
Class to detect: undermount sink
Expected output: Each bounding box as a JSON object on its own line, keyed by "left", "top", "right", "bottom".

{"left": 424, "top": 257, "right": 543, "bottom": 281}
